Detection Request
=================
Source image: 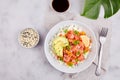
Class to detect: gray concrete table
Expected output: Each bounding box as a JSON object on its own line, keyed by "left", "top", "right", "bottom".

{"left": 0, "top": 0, "right": 120, "bottom": 80}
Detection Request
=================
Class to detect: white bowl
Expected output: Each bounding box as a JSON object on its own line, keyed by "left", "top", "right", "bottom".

{"left": 44, "top": 20, "right": 98, "bottom": 73}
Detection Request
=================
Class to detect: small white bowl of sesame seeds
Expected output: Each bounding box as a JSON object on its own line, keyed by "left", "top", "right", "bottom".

{"left": 18, "top": 28, "right": 39, "bottom": 48}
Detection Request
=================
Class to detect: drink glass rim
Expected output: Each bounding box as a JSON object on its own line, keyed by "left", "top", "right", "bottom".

{"left": 50, "top": 0, "right": 71, "bottom": 13}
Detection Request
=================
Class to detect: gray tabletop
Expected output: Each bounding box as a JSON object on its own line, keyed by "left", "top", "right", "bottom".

{"left": 0, "top": 0, "right": 120, "bottom": 80}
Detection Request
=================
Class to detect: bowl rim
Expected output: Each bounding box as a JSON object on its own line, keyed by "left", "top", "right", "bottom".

{"left": 44, "top": 20, "right": 98, "bottom": 73}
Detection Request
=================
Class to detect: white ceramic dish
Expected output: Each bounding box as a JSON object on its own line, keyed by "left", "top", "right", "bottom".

{"left": 44, "top": 20, "right": 98, "bottom": 73}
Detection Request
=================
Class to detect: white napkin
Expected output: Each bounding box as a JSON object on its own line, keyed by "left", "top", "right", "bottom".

{"left": 44, "top": 6, "right": 112, "bottom": 80}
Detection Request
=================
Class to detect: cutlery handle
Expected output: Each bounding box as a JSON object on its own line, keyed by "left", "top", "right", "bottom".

{"left": 96, "top": 42, "right": 103, "bottom": 76}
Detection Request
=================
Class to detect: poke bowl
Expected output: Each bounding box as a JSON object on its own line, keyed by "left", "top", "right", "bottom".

{"left": 44, "top": 20, "right": 98, "bottom": 73}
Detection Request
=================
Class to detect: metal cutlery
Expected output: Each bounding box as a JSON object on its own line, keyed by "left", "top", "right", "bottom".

{"left": 95, "top": 27, "right": 108, "bottom": 76}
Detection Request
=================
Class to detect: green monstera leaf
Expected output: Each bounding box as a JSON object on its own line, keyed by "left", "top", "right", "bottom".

{"left": 81, "top": 0, "right": 120, "bottom": 19}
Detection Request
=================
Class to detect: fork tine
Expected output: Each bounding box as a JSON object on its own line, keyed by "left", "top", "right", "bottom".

{"left": 100, "top": 28, "right": 108, "bottom": 37}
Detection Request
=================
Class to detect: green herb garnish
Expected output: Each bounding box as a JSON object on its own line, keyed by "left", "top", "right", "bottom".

{"left": 64, "top": 29, "right": 68, "bottom": 33}
{"left": 66, "top": 45, "right": 71, "bottom": 50}
{"left": 76, "top": 51, "right": 80, "bottom": 56}
{"left": 83, "top": 50, "right": 88, "bottom": 54}
{"left": 73, "top": 40, "right": 80, "bottom": 45}
{"left": 59, "top": 57, "right": 63, "bottom": 62}
{"left": 75, "top": 58, "right": 79, "bottom": 62}
{"left": 67, "top": 62, "right": 73, "bottom": 67}
{"left": 74, "top": 30, "right": 79, "bottom": 35}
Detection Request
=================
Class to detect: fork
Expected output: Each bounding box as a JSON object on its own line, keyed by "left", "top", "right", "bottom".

{"left": 95, "top": 27, "right": 108, "bottom": 76}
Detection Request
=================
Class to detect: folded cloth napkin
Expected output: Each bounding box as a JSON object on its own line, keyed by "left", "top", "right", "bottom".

{"left": 44, "top": 5, "right": 112, "bottom": 80}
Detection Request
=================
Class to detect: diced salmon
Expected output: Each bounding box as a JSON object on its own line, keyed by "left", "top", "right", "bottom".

{"left": 71, "top": 59, "right": 77, "bottom": 65}
{"left": 70, "top": 44, "right": 83, "bottom": 53}
{"left": 66, "top": 33, "right": 74, "bottom": 39}
{"left": 78, "top": 54, "right": 85, "bottom": 61}
{"left": 63, "top": 54, "right": 71, "bottom": 62}
{"left": 74, "top": 35, "right": 80, "bottom": 40}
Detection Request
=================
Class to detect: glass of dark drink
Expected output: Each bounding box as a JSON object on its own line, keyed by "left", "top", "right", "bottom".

{"left": 51, "top": 0, "right": 70, "bottom": 12}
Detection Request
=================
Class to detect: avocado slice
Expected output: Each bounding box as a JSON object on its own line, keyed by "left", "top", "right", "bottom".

{"left": 52, "top": 36, "right": 69, "bottom": 57}
{"left": 54, "top": 45, "right": 63, "bottom": 57}
{"left": 52, "top": 36, "right": 69, "bottom": 47}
